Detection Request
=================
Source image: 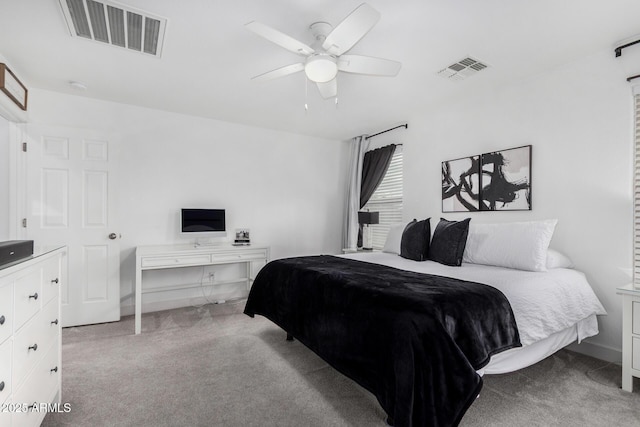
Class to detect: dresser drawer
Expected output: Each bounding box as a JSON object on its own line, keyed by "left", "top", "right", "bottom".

{"left": 633, "top": 301, "right": 640, "bottom": 336}
{"left": 0, "top": 404, "right": 11, "bottom": 426}
{"left": 12, "top": 340, "right": 59, "bottom": 427}
{"left": 0, "top": 338, "right": 11, "bottom": 404}
{"left": 141, "top": 254, "right": 211, "bottom": 268}
{"left": 212, "top": 249, "right": 267, "bottom": 263}
{"left": 0, "top": 283, "right": 13, "bottom": 344}
{"left": 41, "top": 256, "right": 62, "bottom": 305}
{"left": 14, "top": 268, "right": 43, "bottom": 331}
{"left": 13, "top": 299, "right": 59, "bottom": 388}
{"left": 633, "top": 336, "right": 640, "bottom": 371}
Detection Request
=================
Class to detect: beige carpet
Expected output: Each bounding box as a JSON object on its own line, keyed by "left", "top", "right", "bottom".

{"left": 42, "top": 302, "right": 640, "bottom": 427}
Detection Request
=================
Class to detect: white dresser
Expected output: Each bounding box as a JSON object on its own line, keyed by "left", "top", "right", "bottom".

{"left": 0, "top": 247, "right": 65, "bottom": 426}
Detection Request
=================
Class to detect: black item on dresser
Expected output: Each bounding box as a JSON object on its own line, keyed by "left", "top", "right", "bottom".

{"left": 0, "top": 240, "right": 34, "bottom": 267}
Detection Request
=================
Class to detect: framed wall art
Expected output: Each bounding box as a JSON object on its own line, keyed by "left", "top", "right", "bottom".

{"left": 480, "top": 145, "right": 531, "bottom": 211}
{"left": 441, "top": 145, "right": 532, "bottom": 212}
{"left": 442, "top": 155, "right": 481, "bottom": 212}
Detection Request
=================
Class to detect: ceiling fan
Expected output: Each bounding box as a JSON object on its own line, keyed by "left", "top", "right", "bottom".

{"left": 245, "top": 3, "right": 401, "bottom": 100}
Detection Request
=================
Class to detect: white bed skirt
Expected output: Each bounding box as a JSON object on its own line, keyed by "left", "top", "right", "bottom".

{"left": 480, "top": 313, "right": 599, "bottom": 375}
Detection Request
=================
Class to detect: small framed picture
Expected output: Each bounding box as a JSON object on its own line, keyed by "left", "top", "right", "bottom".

{"left": 234, "top": 228, "right": 250, "bottom": 246}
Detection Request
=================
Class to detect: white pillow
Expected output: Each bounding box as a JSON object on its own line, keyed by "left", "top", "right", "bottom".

{"left": 462, "top": 219, "right": 557, "bottom": 272}
{"left": 382, "top": 222, "right": 407, "bottom": 255}
{"left": 546, "top": 248, "right": 574, "bottom": 269}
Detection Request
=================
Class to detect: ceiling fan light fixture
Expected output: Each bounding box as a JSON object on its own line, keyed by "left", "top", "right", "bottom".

{"left": 304, "top": 55, "right": 338, "bottom": 83}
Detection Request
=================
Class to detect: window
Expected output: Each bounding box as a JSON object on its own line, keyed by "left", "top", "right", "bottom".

{"left": 362, "top": 145, "right": 403, "bottom": 249}
{"left": 634, "top": 91, "right": 640, "bottom": 286}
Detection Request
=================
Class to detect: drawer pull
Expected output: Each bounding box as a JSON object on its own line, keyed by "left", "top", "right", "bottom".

{"left": 51, "top": 319, "right": 59, "bottom": 325}
{"left": 29, "top": 292, "right": 38, "bottom": 300}
{"left": 51, "top": 278, "right": 59, "bottom": 284}
{"left": 0, "top": 315, "right": 4, "bottom": 325}
{"left": 51, "top": 366, "right": 58, "bottom": 373}
{"left": 0, "top": 381, "right": 4, "bottom": 391}
{"left": 28, "top": 343, "right": 38, "bottom": 352}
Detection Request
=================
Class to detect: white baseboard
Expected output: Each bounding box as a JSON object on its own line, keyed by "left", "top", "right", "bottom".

{"left": 120, "top": 295, "right": 238, "bottom": 317}
{"left": 566, "top": 340, "right": 622, "bottom": 364}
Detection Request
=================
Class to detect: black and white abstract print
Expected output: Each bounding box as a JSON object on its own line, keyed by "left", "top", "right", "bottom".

{"left": 441, "top": 145, "right": 532, "bottom": 212}
{"left": 480, "top": 145, "right": 531, "bottom": 211}
{"left": 442, "top": 156, "right": 481, "bottom": 212}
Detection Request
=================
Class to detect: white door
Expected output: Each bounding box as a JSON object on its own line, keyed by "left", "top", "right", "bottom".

{"left": 25, "top": 124, "right": 120, "bottom": 326}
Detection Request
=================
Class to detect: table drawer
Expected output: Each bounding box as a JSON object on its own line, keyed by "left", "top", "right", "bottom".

{"left": 0, "top": 283, "right": 13, "bottom": 344}
{"left": 0, "top": 338, "right": 11, "bottom": 404}
{"left": 141, "top": 254, "right": 211, "bottom": 268}
{"left": 14, "top": 268, "right": 43, "bottom": 331}
{"left": 212, "top": 250, "right": 266, "bottom": 263}
{"left": 633, "top": 336, "right": 640, "bottom": 371}
{"left": 633, "top": 301, "right": 640, "bottom": 336}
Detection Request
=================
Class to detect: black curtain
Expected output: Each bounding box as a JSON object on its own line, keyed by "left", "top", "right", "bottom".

{"left": 357, "top": 144, "right": 396, "bottom": 247}
{"left": 360, "top": 144, "right": 397, "bottom": 208}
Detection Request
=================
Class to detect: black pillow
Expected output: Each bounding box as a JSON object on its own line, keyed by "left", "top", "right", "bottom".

{"left": 400, "top": 218, "right": 431, "bottom": 261}
{"left": 428, "top": 218, "right": 471, "bottom": 266}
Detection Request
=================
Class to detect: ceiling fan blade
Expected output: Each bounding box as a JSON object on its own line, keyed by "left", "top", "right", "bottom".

{"left": 322, "top": 3, "right": 380, "bottom": 56}
{"left": 338, "top": 55, "right": 401, "bottom": 76}
{"left": 251, "top": 63, "right": 305, "bottom": 82}
{"left": 245, "top": 21, "right": 315, "bottom": 56}
{"left": 316, "top": 79, "right": 337, "bottom": 99}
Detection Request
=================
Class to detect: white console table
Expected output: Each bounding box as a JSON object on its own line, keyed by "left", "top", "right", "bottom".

{"left": 135, "top": 244, "right": 269, "bottom": 334}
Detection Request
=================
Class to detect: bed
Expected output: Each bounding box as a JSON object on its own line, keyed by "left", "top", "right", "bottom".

{"left": 244, "top": 219, "right": 606, "bottom": 427}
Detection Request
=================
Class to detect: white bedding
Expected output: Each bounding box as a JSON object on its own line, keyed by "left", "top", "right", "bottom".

{"left": 340, "top": 252, "right": 606, "bottom": 347}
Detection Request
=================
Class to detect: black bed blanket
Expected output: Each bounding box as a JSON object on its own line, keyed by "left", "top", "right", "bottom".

{"left": 244, "top": 255, "right": 521, "bottom": 427}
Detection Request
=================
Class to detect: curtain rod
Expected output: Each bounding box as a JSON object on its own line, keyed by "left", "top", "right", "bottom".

{"left": 366, "top": 123, "right": 408, "bottom": 140}
{"left": 627, "top": 74, "right": 640, "bottom": 82}
{"left": 616, "top": 39, "right": 640, "bottom": 57}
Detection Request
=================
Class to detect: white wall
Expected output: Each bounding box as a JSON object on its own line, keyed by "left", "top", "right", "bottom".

{"left": 401, "top": 49, "right": 634, "bottom": 359}
{"left": 27, "top": 89, "right": 348, "bottom": 312}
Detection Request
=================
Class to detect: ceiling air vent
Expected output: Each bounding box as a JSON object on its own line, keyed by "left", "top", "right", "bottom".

{"left": 437, "top": 57, "right": 489, "bottom": 81}
{"left": 59, "top": 0, "right": 167, "bottom": 57}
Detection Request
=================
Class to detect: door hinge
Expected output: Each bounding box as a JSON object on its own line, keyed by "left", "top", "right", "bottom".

{"left": 22, "top": 218, "right": 27, "bottom": 228}
{"left": 22, "top": 142, "right": 27, "bottom": 152}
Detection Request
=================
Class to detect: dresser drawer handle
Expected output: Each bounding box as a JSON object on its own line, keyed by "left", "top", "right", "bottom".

{"left": 29, "top": 292, "right": 38, "bottom": 300}
{"left": 51, "top": 278, "right": 59, "bottom": 284}
{"left": 0, "top": 315, "right": 4, "bottom": 325}
{"left": 28, "top": 343, "right": 38, "bottom": 352}
{"left": 51, "top": 366, "right": 58, "bottom": 373}
{"left": 0, "top": 381, "right": 4, "bottom": 391}
{"left": 51, "top": 319, "right": 59, "bottom": 325}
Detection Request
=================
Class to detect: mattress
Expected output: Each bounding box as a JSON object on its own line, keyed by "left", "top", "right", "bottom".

{"left": 340, "top": 251, "right": 606, "bottom": 371}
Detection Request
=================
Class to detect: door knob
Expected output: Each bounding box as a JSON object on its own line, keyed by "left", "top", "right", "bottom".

{"left": 108, "top": 233, "right": 118, "bottom": 240}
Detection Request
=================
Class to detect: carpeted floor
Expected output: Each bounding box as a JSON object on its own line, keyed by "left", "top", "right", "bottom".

{"left": 42, "top": 301, "right": 640, "bottom": 427}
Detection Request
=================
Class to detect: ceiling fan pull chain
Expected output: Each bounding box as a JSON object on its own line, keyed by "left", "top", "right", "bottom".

{"left": 304, "top": 77, "right": 309, "bottom": 113}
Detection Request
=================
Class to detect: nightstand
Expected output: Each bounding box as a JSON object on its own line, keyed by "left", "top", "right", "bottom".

{"left": 617, "top": 284, "right": 640, "bottom": 392}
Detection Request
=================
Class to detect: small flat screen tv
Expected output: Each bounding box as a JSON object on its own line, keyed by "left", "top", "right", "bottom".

{"left": 181, "top": 209, "right": 226, "bottom": 237}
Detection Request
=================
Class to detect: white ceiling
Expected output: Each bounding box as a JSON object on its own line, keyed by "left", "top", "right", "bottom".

{"left": 1, "top": 0, "right": 639, "bottom": 140}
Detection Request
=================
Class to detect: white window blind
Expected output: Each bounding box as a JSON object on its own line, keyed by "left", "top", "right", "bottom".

{"left": 634, "top": 93, "right": 640, "bottom": 285}
{"left": 363, "top": 145, "right": 403, "bottom": 249}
